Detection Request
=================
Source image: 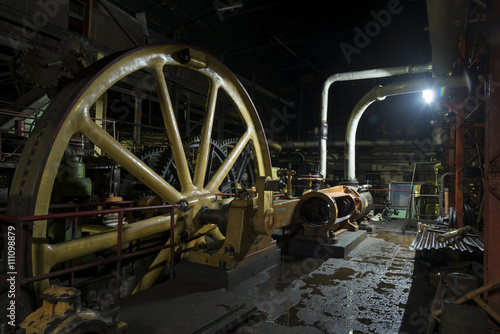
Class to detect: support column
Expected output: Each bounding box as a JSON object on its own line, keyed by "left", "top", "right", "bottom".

{"left": 485, "top": 0, "right": 500, "bottom": 328}
{"left": 14, "top": 120, "right": 25, "bottom": 137}
{"left": 94, "top": 94, "right": 107, "bottom": 156}
{"left": 455, "top": 112, "right": 464, "bottom": 228}
{"left": 83, "top": 0, "right": 93, "bottom": 38}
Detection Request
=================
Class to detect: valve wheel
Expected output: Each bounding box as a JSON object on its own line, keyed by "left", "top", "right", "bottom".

{"left": 6, "top": 43, "right": 272, "bottom": 316}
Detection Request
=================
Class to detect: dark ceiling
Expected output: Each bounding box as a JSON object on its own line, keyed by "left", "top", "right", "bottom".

{"left": 108, "top": 0, "right": 432, "bottom": 104}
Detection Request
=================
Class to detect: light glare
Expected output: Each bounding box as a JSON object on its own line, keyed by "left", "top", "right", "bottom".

{"left": 423, "top": 89, "right": 435, "bottom": 104}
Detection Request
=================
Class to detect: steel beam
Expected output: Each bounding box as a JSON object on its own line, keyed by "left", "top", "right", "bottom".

{"left": 485, "top": 0, "right": 500, "bottom": 328}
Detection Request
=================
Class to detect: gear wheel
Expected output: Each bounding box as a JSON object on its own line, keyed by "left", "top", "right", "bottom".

{"left": 220, "top": 138, "right": 256, "bottom": 190}
{"left": 154, "top": 147, "right": 180, "bottom": 190}
{"left": 60, "top": 38, "right": 96, "bottom": 76}
{"left": 119, "top": 147, "right": 171, "bottom": 199}
{"left": 11, "top": 47, "right": 61, "bottom": 90}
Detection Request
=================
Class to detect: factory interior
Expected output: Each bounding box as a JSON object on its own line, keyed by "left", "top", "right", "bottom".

{"left": 0, "top": 0, "right": 499, "bottom": 333}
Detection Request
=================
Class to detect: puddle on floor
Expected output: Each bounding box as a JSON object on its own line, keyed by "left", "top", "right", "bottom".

{"left": 373, "top": 231, "right": 415, "bottom": 248}
{"left": 331, "top": 267, "right": 358, "bottom": 280}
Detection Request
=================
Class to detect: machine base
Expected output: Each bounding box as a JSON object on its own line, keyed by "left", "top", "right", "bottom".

{"left": 286, "top": 230, "right": 368, "bottom": 259}
{"left": 176, "top": 247, "right": 282, "bottom": 289}
{"left": 119, "top": 280, "right": 259, "bottom": 334}
{"left": 359, "top": 222, "right": 376, "bottom": 233}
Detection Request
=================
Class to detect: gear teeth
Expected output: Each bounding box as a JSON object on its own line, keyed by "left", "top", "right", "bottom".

{"left": 120, "top": 147, "right": 170, "bottom": 198}
{"left": 182, "top": 136, "right": 235, "bottom": 193}
{"left": 218, "top": 138, "right": 256, "bottom": 189}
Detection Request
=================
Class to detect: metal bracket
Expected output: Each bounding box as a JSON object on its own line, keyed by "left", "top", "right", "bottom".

{"left": 176, "top": 48, "right": 209, "bottom": 69}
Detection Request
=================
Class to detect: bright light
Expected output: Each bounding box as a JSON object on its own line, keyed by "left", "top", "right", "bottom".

{"left": 422, "top": 89, "right": 435, "bottom": 104}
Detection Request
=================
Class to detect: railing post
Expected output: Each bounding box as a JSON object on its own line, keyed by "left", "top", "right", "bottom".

{"left": 170, "top": 206, "right": 175, "bottom": 280}
{"left": 115, "top": 211, "right": 124, "bottom": 301}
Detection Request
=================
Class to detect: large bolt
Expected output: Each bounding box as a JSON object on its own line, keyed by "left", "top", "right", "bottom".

{"left": 224, "top": 244, "right": 235, "bottom": 255}
{"left": 178, "top": 49, "right": 191, "bottom": 64}
{"left": 178, "top": 200, "right": 189, "bottom": 211}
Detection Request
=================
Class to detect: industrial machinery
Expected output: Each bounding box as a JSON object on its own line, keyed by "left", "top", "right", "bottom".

{"left": 4, "top": 43, "right": 373, "bottom": 329}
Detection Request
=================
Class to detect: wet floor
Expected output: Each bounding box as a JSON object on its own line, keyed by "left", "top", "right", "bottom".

{"left": 233, "top": 231, "right": 417, "bottom": 334}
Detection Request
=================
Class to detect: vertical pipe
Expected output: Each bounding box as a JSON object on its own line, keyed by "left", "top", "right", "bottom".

{"left": 133, "top": 97, "right": 142, "bottom": 147}
{"left": 444, "top": 188, "right": 449, "bottom": 214}
{"left": 439, "top": 172, "right": 455, "bottom": 216}
{"left": 83, "top": 0, "right": 93, "bottom": 38}
{"left": 456, "top": 108, "right": 464, "bottom": 228}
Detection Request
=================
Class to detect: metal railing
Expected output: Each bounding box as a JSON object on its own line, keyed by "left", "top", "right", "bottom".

{"left": 1, "top": 201, "right": 177, "bottom": 328}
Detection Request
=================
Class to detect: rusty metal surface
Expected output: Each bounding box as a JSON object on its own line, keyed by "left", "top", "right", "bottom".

{"left": 485, "top": 0, "right": 500, "bottom": 325}
{"left": 409, "top": 223, "right": 484, "bottom": 252}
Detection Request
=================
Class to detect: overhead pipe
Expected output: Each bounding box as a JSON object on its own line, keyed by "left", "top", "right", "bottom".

{"left": 426, "top": 0, "right": 470, "bottom": 77}
{"left": 345, "top": 75, "right": 469, "bottom": 181}
{"left": 319, "top": 63, "right": 432, "bottom": 177}
{"left": 277, "top": 140, "right": 419, "bottom": 152}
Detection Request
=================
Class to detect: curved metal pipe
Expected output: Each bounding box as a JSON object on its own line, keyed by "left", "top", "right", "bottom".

{"left": 267, "top": 140, "right": 283, "bottom": 153}
{"left": 319, "top": 63, "right": 432, "bottom": 177}
{"left": 345, "top": 75, "right": 469, "bottom": 180}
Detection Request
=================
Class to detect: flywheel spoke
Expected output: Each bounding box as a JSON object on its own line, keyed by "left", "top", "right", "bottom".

{"left": 205, "top": 131, "right": 251, "bottom": 193}
{"left": 151, "top": 64, "right": 194, "bottom": 192}
{"left": 81, "top": 117, "right": 182, "bottom": 204}
{"left": 194, "top": 82, "right": 219, "bottom": 188}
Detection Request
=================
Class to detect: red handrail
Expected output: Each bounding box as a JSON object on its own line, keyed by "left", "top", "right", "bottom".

{"left": 0, "top": 202, "right": 177, "bottom": 329}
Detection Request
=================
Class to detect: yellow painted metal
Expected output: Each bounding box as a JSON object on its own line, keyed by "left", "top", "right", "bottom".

{"left": 150, "top": 63, "right": 194, "bottom": 193}
{"left": 83, "top": 118, "right": 183, "bottom": 204}
{"left": 205, "top": 130, "right": 252, "bottom": 193}
{"left": 186, "top": 180, "right": 278, "bottom": 270}
{"left": 273, "top": 198, "right": 300, "bottom": 228}
{"left": 19, "top": 286, "right": 127, "bottom": 333}
{"left": 194, "top": 82, "right": 219, "bottom": 189}
{"left": 6, "top": 43, "right": 272, "bottom": 310}
{"left": 252, "top": 176, "right": 275, "bottom": 236}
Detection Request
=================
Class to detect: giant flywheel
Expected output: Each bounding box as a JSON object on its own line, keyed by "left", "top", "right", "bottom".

{"left": 6, "top": 43, "right": 273, "bottom": 316}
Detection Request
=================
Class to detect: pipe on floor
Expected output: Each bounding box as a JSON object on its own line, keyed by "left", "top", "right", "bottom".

{"left": 319, "top": 63, "right": 432, "bottom": 177}
{"left": 345, "top": 75, "right": 469, "bottom": 180}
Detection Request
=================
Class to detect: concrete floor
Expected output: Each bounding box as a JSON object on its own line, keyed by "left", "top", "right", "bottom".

{"left": 119, "top": 221, "right": 426, "bottom": 333}
{"left": 233, "top": 231, "right": 416, "bottom": 333}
